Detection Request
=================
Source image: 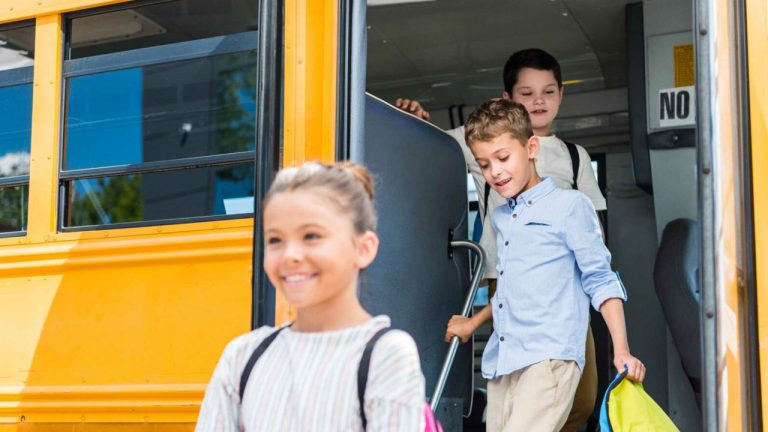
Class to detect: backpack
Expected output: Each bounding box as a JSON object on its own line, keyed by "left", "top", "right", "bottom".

{"left": 239, "top": 326, "right": 442, "bottom": 432}
{"left": 598, "top": 368, "right": 679, "bottom": 431}
{"left": 481, "top": 140, "right": 580, "bottom": 221}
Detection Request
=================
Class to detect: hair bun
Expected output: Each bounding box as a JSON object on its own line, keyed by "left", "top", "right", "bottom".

{"left": 334, "top": 161, "right": 374, "bottom": 200}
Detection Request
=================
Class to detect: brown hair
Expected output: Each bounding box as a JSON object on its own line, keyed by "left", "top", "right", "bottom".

{"left": 264, "top": 161, "right": 377, "bottom": 233}
{"left": 464, "top": 99, "right": 533, "bottom": 146}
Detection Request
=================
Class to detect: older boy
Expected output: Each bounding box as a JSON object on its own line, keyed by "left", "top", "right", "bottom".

{"left": 397, "top": 49, "right": 605, "bottom": 431}
{"left": 446, "top": 99, "right": 644, "bottom": 432}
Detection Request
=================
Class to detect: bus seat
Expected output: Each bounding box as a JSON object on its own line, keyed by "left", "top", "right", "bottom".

{"left": 653, "top": 218, "right": 701, "bottom": 404}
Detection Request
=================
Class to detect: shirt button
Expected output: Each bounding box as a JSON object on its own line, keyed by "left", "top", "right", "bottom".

{"left": 500, "top": 336, "right": 505, "bottom": 342}
{"left": 528, "top": 201, "right": 533, "bottom": 205}
{"left": 505, "top": 241, "right": 509, "bottom": 246}
{"left": 499, "top": 303, "right": 503, "bottom": 309}
{"left": 512, "top": 214, "right": 517, "bottom": 218}
{"left": 500, "top": 270, "right": 504, "bottom": 276}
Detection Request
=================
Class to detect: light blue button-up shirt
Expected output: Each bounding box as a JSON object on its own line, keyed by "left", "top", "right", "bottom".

{"left": 481, "top": 177, "right": 626, "bottom": 379}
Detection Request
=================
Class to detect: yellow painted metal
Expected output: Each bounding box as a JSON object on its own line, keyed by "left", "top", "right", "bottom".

{"left": 745, "top": 0, "right": 768, "bottom": 428}
{"left": 709, "top": 0, "right": 745, "bottom": 429}
{"left": 0, "top": 0, "right": 130, "bottom": 25}
{"left": 26, "top": 15, "right": 62, "bottom": 243}
{"left": 0, "top": 2, "right": 255, "bottom": 429}
{"left": 0, "top": 219, "right": 254, "bottom": 426}
{"left": 278, "top": 0, "right": 339, "bottom": 325}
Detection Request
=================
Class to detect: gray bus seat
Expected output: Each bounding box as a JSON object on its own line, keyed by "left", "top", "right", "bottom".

{"left": 358, "top": 94, "right": 473, "bottom": 427}
{"left": 653, "top": 218, "right": 701, "bottom": 405}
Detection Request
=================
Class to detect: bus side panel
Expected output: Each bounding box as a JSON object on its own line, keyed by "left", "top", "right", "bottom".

{"left": 745, "top": 0, "right": 768, "bottom": 427}
{"left": 0, "top": 221, "right": 252, "bottom": 425}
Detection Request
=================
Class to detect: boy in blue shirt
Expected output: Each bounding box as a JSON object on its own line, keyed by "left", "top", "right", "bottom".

{"left": 445, "top": 99, "right": 645, "bottom": 432}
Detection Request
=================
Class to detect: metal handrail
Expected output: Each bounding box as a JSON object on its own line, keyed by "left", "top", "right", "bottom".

{"left": 430, "top": 240, "right": 486, "bottom": 412}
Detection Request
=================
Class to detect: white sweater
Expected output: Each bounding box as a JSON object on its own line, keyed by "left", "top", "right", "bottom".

{"left": 195, "top": 316, "right": 425, "bottom": 431}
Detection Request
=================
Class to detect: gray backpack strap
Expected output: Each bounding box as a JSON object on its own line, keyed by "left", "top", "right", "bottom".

{"left": 239, "top": 326, "right": 288, "bottom": 401}
{"left": 563, "top": 140, "right": 580, "bottom": 190}
{"left": 357, "top": 327, "right": 393, "bottom": 430}
{"left": 483, "top": 182, "right": 491, "bottom": 219}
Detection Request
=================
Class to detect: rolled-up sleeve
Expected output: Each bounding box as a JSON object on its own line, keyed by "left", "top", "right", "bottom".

{"left": 563, "top": 194, "right": 627, "bottom": 311}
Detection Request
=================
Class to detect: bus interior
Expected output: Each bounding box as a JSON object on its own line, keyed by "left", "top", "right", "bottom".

{"left": 365, "top": 0, "right": 700, "bottom": 430}
{"left": 0, "top": 0, "right": 715, "bottom": 430}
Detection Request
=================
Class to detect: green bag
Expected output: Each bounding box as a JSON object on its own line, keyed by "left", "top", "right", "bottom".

{"left": 598, "top": 368, "right": 679, "bottom": 431}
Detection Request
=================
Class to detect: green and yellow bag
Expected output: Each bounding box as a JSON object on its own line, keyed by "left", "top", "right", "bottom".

{"left": 598, "top": 368, "right": 679, "bottom": 431}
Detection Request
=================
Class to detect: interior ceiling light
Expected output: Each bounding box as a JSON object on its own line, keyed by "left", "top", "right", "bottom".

{"left": 71, "top": 9, "right": 166, "bottom": 47}
{"left": 368, "top": 0, "right": 437, "bottom": 6}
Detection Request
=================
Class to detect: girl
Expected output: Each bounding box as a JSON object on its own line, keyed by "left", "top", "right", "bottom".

{"left": 195, "top": 162, "right": 426, "bottom": 431}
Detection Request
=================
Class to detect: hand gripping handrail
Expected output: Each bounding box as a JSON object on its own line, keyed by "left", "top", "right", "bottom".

{"left": 430, "top": 240, "right": 486, "bottom": 412}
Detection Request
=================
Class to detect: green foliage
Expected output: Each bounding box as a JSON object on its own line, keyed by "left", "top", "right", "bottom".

{"left": 70, "top": 175, "right": 143, "bottom": 226}
{"left": 0, "top": 186, "right": 26, "bottom": 232}
{"left": 216, "top": 55, "right": 257, "bottom": 183}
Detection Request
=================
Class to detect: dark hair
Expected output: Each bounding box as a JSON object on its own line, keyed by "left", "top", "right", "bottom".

{"left": 464, "top": 99, "right": 533, "bottom": 146}
{"left": 502, "top": 48, "right": 562, "bottom": 93}
{"left": 264, "top": 161, "right": 377, "bottom": 234}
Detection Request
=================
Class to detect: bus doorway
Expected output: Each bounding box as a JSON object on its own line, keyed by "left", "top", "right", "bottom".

{"left": 363, "top": 0, "right": 703, "bottom": 430}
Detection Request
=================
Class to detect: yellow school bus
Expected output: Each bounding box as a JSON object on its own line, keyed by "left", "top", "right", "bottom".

{"left": 0, "top": 0, "right": 321, "bottom": 429}
{"left": 0, "top": 0, "right": 765, "bottom": 430}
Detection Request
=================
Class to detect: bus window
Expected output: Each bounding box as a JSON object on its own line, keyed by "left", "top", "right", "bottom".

{"left": 0, "top": 23, "right": 34, "bottom": 235}
{"left": 60, "top": 0, "right": 259, "bottom": 229}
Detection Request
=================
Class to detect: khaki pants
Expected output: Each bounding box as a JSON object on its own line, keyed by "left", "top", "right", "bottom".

{"left": 486, "top": 360, "right": 581, "bottom": 432}
{"left": 486, "top": 279, "right": 597, "bottom": 430}
{"left": 560, "top": 326, "right": 597, "bottom": 431}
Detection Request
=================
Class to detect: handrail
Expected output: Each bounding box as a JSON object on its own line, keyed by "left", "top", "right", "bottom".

{"left": 430, "top": 240, "right": 486, "bottom": 412}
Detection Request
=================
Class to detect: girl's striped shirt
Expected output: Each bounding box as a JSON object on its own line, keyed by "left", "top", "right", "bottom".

{"left": 195, "top": 316, "right": 425, "bottom": 431}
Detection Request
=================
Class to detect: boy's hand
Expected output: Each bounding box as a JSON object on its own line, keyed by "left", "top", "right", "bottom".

{"left": 614, "top": 351, "right": 646, "bottom": 382}
{"left": 395, "top": 98, "right": 431, "bottom": 121}
{"left": 445, "top": 315, "right": 475, "bottom": 343}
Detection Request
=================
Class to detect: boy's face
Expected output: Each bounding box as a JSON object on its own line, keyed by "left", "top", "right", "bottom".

{"left": 503, "top": 67, "right": 563, "bottom": 135}
{"left": 470, "top": 132, "right": 540, "bottom": 199}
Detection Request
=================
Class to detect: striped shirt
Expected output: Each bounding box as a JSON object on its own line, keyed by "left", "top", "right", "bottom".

{"left": 195, "top": 316, "right": 425, "bottom": 431}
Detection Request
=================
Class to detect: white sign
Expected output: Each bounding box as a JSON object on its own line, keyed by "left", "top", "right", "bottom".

{"left": 223, "top": 197, "right": 254, "bottom": 215}
{"left": 659, "top": 85, "right": 696, "bottom": 127}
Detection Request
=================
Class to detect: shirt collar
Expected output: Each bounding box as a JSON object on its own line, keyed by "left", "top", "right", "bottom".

{"left": 507, "top": 177, "right": 556, "bottom": 208}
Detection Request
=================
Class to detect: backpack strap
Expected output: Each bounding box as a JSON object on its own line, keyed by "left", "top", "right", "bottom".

{"left": 563, "top": 140, "right": 580, "bottom": 190}
{"left": 357, "top": 327, "right": 393, "bottom": 430}
{"left": 239, "top": 326, "right": 288, "bottom": 402}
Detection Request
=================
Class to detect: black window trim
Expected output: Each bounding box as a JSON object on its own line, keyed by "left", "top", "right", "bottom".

{"left": 60, "top": 211, "right": 253, "bottom": 233}
{"left": 0, "top": 66, "right": 33, "bottom": 87}
{"left": 65, "top": 0, "right": 177, "bottom": 20}
{"left": 0, "top": 175, "right": 29, "bottom": 187}
{"left": 60, "top": 151, "right": 255, "bottom": 180}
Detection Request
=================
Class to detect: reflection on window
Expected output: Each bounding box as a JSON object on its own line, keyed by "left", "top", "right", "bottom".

{"left": 0, "top": 23, "right": 34, "bottom": 235}
{"left": 65, "top": 51, "right": 257, "bottom": 170}
{"left": 66, "top": 164, "right": 254, "bottom": 227}
{"left": 0, "top": 84, "right": 33, "bottom": 178}
{"left": 68, "top": 0, "right": 258, "bottom": 59}
{"left": 0, "top": 185, "right": 28, "bottom": 232}
{"left": 0, "top": 26, "right": 34, "bottom": 71}
{"left": 61, "top": 0, "right": 259, "bottom": 229}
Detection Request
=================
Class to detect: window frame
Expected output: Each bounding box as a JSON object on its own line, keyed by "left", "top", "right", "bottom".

{"left": 0, "top": 19, "right": 36, "bottom": 237}
{"left": 58, "top": 7, "right": 260, "bottom": 232}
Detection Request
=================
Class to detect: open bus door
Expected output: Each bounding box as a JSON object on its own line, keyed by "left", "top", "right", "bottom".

{"left": 358, "top": 94, "right": 477, "bottom": 429}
